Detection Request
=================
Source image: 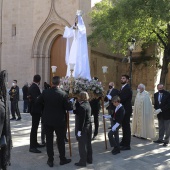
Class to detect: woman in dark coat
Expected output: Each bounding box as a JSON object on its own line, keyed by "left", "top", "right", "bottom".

{"left": 74, "top": 91, "right": 92, "bottom": 167}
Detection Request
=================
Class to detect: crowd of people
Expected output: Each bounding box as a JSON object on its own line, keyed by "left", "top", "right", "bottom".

{"left": 8, "top": 74, "right": 170, "bottom": 167}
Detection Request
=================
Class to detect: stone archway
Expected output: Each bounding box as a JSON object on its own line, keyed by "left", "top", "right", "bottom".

{"left": 31, "top": 0, "right": 70, "bottom": 85}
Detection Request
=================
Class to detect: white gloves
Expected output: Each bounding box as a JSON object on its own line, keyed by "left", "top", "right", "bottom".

{"left": 69, "top": 110, "right": 73, "bottom": 114}
{"left": 104, "top": 101, "right": 109, "bottom": 108}
{"left": 103, "top": 115, "right": 111, "bottom": 119}
{"left": 70, "top": 98, "right": 74, "bottom": 103}
{"left": 70, "top": 98, "right": 76, "bottom": 110}
{"left": 154, "top": 109, "right": 162, "bottom": 114}
{"left": 77, "top": 131, "right": 81, "bottom": 137}
{"left": 106, "top": 95, "right": 112, "bottom": 100}
{"left": 112, "top": 123, "right": 120, "bottom": 132}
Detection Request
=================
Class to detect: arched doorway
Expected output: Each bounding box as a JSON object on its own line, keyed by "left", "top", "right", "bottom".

{"left": 50, "top": 35, "right": 67, "bottom": 81}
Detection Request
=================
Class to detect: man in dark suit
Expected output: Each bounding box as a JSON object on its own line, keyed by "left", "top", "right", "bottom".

{"left": 154, "top": 84, "right": 170, "bottom": 146}
{"left": 22, "top": 82, "right": 29, "bottom": 113}
{"left": 119, "top": 75, "right": 132, "bottom": 150}
{"left": 37, "top": 76, "right": 72, "bottom": 167}
{"left": 9, "top": 80, "right": 21, "bottom": 120}
{"left": 28, "top": 75, "right": 44, "bottom": 153}
{"left": 104, "top": 82, "right": 119, "bottom": 128}
{"left": 90, "top": 96, "right": 101, "bottom": 140}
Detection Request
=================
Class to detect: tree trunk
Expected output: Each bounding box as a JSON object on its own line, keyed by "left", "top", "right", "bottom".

{"left": 160, "top": 24, "right": 170, "bottom": 84}
{"left": 160, "top": 50, "right": 169, "bottom": 84}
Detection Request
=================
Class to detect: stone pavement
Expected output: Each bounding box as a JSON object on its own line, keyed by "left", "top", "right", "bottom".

{"left": 8, "top": 101, "right": 170, "bottom": 170}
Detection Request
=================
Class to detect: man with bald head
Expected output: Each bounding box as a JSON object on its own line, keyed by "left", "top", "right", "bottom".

{"left": 104, "top": 82, "right": 119, "bottom": 128}
{"left": 154, "top": 84, "right": 170, "bottom": 146}
{"left": 132, "top": 84, "right": 155, "bottom": 139}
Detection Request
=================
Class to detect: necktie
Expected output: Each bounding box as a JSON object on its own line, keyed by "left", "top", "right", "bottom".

{"left": 159, "top": 93, "right": 162, "bottom": 104}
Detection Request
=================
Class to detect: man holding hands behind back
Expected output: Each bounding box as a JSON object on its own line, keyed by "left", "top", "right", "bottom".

{"left": 37, "top": 76, "right": 72, "bottom": 167}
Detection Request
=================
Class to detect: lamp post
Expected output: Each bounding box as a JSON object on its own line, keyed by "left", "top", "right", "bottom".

{"left": 102, "top": 66, "right": 108, "bottom": 89}
{"left": 51, "top": 66, "right": 57, "bottom": 77}
{"left": 128, "top": 38, "right": 136, "bottom": 87}
{"left": 101, "top": 65, "right": 108, "bottom": 149}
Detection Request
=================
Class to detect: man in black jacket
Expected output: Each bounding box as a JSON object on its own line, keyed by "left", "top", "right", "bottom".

{"left": 104, "top": 82, "right": 119, "bottom": 128}
{"left": 22, "top": 82, "right": 29, "bottom": 113}
{"left": 28, "top": 75, "right": 44, "bottom": 153}
{"left": 154, "top": 84, "right": 170, "bottom": 146}
{"left": 119, "top": 75, "right": 132, "bottom": 150}
{"left": 90, "top": 96, "right": 101, "bottom": 140}
{"left": 9, "top": 80, "right": 21, "bottom": 120}
{"left": 37, "top": 76, "right": 72, "bottom": 167}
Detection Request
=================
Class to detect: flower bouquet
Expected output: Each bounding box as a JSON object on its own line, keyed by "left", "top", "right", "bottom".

{"left": 60, "top": 77, "right": 104, "bottom": 97}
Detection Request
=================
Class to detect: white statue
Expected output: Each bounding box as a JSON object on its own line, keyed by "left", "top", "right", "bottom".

{"left": 63, "top": 10, "right": 91, "bottom": 80}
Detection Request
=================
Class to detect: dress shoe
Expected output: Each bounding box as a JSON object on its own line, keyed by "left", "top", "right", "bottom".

{"left": 119, "top": 141, "right": 124, "bottom": 146}
{"left": 120, "top": 146, "right": 131, "bottom": 150}
{"left": 153, "top": 140, "right": 164, "bottom": 143}
{"left": 111, "top": 148, "right": 117, "bottom": 154}
{"left": 75, "top": 162, "right": 86, "bottom": 167}
{"left": 29, "top": 148, "right": 41, "bottom": 153}
{"left": 47, "top": 160, "right": 53, "bottom": 167}
{"left": 36, "top": 143, "right": 45, "bottom": 148}
{"left": 16, "top": 117, "right": 21, "bottom": 121}
{"left": 60, "top": 158, "right": 71, "bottom": 165}
{"left": 87, "top": 160, "right": 92, "bottom": 164}
{"left": 42, "top": 141, "right": 46, "bottom": 145}
{"left": 112, "top": 149, "right": 120, "bottom": 155}
{"left": 10, "top": 117, "right": 16, "bottom": 120}
{"left": 163, "top": 143, "right": 168, "bottom": 147}
{"left": 92, "top": 135, "right": 97, "bottom": 140}
{"left": 65, "top": 138, "right": 68, "bottom": 143}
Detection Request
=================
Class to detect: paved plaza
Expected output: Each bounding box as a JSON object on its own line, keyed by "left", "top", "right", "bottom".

{"left": 8, "top": 101, "right": 170, "bottom": 170}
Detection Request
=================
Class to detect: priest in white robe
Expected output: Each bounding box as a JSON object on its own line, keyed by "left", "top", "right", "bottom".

{"left": 63, "top": 10, "right": 91, "bottom": 80}
{"left": 132, "top": 84, "right": 156, "bottom": 139}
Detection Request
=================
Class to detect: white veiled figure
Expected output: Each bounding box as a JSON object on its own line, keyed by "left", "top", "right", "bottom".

{"left": 63, "top": 14, "right": 91, "bottom": 80}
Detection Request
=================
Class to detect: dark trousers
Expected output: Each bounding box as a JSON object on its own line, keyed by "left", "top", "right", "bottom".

{"left": 11, "top": 100, "right": 21, "bottom": 118}
{"left": 40, "top": 115, "right": 46, "bottom": 144}
{"left": 121, "top": 112, "right": 131, "bottom": 146}
{"left": 108, "top": 109, "right": 114, "bottom": 126}
{"left": 30, "top": 114, "right": 41, "bottom": 148}
{"left": 158, "top": 118, "right": 170, "bottom": 143}
{"left": 23, "top": 100, "right": 28, "bottom": 113}
{"left": 108, "top": 129, "right": 120, "bottom": 148}
{"left": 78, "top": 124, "right": 92, "bottom": 164}
{"left": 93, "top": 113, "right": 99, "bottom": 136}
{"left": 44, "top": 124, "right": 66, "bottom": 161}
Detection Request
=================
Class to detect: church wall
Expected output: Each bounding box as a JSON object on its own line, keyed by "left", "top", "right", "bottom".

{"left": 2, "top": 0, "right": 34, "bottom": 88}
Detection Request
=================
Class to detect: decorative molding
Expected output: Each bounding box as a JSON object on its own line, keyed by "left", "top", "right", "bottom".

{"left": 32, "top": 0, "right": 70, "bottom": 58}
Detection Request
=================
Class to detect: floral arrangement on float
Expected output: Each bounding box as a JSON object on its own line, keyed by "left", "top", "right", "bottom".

{"left": 60, "top": 77, "right": 104, "bottom": 97}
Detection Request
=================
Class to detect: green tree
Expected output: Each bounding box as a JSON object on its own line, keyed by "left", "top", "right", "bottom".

{"left": 89, "top": 0, "right": 170, "bottom": 84}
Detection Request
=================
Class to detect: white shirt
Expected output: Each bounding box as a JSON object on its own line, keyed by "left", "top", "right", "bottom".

{"left": 121, "top": 83, "right": 127, "bottom": 90}
{"left": 115, "top": 103, "right": 122, "bottom": 113}
{"left": 158, "top": 93, "right": 163, "bottom": 103}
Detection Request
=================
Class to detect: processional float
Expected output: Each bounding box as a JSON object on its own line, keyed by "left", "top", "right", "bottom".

{"left": 52, "top": 10, "right": 109, "bottom": 156}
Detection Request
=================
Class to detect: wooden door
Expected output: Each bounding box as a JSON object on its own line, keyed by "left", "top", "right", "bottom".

{"left": 50, "top": 35, "right": 67, "bottom": 81}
